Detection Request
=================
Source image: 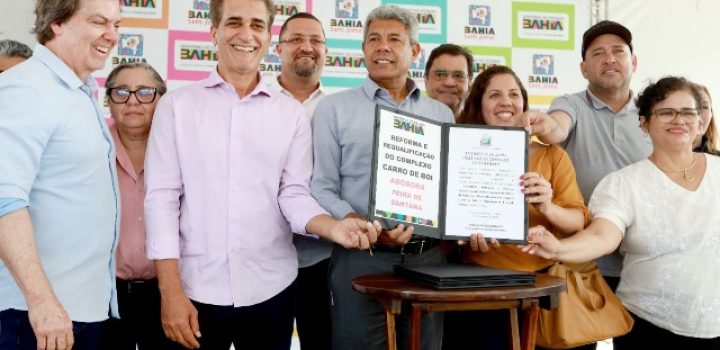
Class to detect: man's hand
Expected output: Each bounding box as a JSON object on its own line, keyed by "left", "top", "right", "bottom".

{"left": 160, "top": 289, "right": 201, "bottom": 349}
{"left": 328, "top": 218, "right": 381, "bottom": 250}
{"left": 377, "top": 224, "right": 414, "bottom": 247}
{"left": 517, "top": 110, "right": 555, "bottom": 137}
{"left": 27, "top": 297, "right": 74, "bottom": 350}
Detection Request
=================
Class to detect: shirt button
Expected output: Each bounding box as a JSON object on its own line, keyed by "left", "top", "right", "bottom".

{"left": 137, "top": 216, "right": 143, "bottom": 222}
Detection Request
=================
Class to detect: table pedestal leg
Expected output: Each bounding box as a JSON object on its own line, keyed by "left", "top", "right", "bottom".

{"left": 509, "top": 308, "right": 521, "bottom": 350}
{"left": 411, "top": 304, "right": 421, "bottom": 350}
{"left": 521, "top": 301, "right": 539, "bottom": 350}
{"left": 377, "top": 298, "right": 402, "bottom": 350}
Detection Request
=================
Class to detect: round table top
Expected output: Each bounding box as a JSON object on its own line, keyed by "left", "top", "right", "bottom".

{"left": 352, "top": 273, "right": 566, "bottom": 303}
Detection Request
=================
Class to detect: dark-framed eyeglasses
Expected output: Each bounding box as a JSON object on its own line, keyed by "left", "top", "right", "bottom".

{"left": 428, "top": 70, "right": 468, "bottom": 83}
{"left": 652, "top": 108, "right": 699, "bottom": 122}
{"left": 279, "top": 35, "right": 326, "bottom": 47}
{"left": 107, "top": 87, "right": 158, "bottom": 104}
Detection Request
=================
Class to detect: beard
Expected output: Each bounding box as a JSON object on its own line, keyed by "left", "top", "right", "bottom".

{"left": 293, "top": 62, "right": 317, "bottom": 77}
{"left": 292, "top": 56, "right": 318, "bottom": 77}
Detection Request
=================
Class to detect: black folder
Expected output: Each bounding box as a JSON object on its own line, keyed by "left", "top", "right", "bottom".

{"left": 394, "top": 263, "right": 535, "bottom": 290}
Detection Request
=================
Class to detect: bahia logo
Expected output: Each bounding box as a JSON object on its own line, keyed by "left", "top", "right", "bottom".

{"left": 121, "top": 0, "right": 156, "bottom": 8}
{"left": 480, "top": 135, "right": 492, "bottom": 146}
{"left": 529, "top": 54, "right": 559, "bottom": 85}
{"left": 118, "top": 34, "right": 144, "bottom": 57}
{"left": 193, "top": 0, "right": 210, "bottom": 11}
{"left": 408, "top": 48, "right": 426, "bottom": 79}
{"left": 276, "top": 0, "right": 301, "bottom": 16}
{"left": 188, "top": 0, "right": 210, "bottom": 23}
{"left": 532, "top": 54, "right": 554, "bottom": 75}
{"left": 261, "top": 43, "right": 282, "bottom": 72}
{"left": 468, "top": 5, "right": 491, "bottom": 26}
{"left": 336, "top": 0, "right": 359, "bottom": 19}
{"left": 113, "top": 34, "right": 147, "bottom": 64}
{"left": 410, "top": 49, "right": 426, "bottom": 71}
{"left": 393, "top": 116, "right": 425, "bottom": 135}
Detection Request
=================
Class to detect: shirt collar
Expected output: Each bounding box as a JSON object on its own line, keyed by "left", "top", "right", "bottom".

{"left": 33, "top": 44, "right": 97, "bottom": 92}
{"left": 203, "top": 68, "right": 272, "bottom": 98}
{"left": 109, "top": 124, "right": 139, "bottom": 181}
{"left": 585, "top": 87, "right": 636, "bottom": 113}
{"left": 361, "top": 77, "right": 421, "bottom": 102}
{"left": 276, "top": 75, "right": 325, "bottom": 101}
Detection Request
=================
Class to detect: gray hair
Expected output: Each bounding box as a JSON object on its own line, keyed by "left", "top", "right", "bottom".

{"left": 105, "top": 62, "right": 167, "bottom": 96}
{"left": 0, "top": 40, "right": 33, "bottom": 59}
{"left": 364, "top": 5, "right": 419, "bottom": 44}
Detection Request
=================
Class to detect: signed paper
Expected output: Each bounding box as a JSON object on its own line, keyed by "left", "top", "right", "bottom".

{"left": 444, "top": 127, "right": 526, "bottom": 240}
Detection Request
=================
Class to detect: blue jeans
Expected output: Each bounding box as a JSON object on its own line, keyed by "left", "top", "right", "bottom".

{"left": 0, "top": 309, "right": 104, "bottom": 350}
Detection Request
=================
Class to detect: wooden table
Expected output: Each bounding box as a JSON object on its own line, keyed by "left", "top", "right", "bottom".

{"left": 352, "top": 273, "right": 566, "bottom": 350}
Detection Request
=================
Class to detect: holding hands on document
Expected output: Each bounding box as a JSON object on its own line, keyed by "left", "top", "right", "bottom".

{"left": 345, "top": 213, "right": 411, "bottom": 247}
{"left": 315, "top": 215, "right": 382, "bottom": 250}
{"left": 464, "top": 172, "right": 555, "bottom": 253}
{"left": 520, "top": 172, "right": 553, "bottom": 213}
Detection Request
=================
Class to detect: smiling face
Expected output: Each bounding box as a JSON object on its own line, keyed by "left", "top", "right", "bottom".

{"left": 276, "top": 17, "right": 327, "bottom": 79}
{"left": 425, "top": 54, "right": 470, "bottom": 115}
{"left": 480, "top": 73, "right": 525, "bottom": 126}
{"left": 109, "top": 67, "right": 159, "bottom": 137}
{"left": 47, "top": 0, "right": 121, "bottom": 80}
{"left": 641, "top": 90, "right": 702, "bottom": 151}
{"left": 581, "top": 34, "right": 636, "bottom": 93}
{"left": 212, "top": 0, "right": 271, "bottom": 81}
{"left": 362, "top": 19, "right": 420, "bottom": 88}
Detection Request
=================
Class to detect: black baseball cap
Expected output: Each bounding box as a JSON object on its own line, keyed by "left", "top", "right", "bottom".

{"left": 581, "top": 20, "right": 632, "bottom": 59}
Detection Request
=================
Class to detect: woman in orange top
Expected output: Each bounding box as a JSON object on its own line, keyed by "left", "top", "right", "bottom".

{"left": 442, "top": 65, "right": 591, "bottom": 350}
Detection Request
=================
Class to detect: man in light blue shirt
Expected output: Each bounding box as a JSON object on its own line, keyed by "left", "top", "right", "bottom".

{"left": 0, "top": 1, "right": 122, "bottom": 349}
{"left": 311, "top": 5, "right": 454, "bottom": 350}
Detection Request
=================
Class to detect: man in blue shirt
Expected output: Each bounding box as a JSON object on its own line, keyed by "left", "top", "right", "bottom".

{"left": 311, "top": 5, "right": 454, "bottom": 350}
{"left": 0, "top": 1, "right": 122, "bottom": 350}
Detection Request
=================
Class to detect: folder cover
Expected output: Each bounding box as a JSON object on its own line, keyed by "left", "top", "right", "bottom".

{"left": 394, "top": 263, "right": 535, "bottom": 290}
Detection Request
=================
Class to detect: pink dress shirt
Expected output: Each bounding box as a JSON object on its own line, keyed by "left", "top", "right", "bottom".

{"left": 144, "top": 71, "right": 328, "bottom": 307}
{"left": 111, "top": 125, "right": 156, "bottom": 281}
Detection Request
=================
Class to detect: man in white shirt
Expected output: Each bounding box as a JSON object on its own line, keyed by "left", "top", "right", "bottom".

{"left": 275, "top": 12, "right": 331, "bottom": 350}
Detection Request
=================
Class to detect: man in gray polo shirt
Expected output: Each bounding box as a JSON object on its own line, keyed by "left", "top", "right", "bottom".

{"left": 311, "top": 5, "right": 454, "bottom": 350}
{"left": 522, "top": 21, "right": 652, "bottom": 300}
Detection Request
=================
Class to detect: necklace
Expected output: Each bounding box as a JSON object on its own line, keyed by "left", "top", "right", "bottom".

{"left": 652, "top": 154, "right": 697, "bottom": 181}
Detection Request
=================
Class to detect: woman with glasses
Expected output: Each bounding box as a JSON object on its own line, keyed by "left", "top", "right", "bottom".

{"left": 692, "top": 83, "right": 718, "bottom": 155}
{"left": 100, "top": 63, "right": 176, "bottom": 350}
{"left": 522, "top": 76, "right": 720, "bottom": 349}
{"left": 442, "top": 65, "right": 591, "bottom": 350}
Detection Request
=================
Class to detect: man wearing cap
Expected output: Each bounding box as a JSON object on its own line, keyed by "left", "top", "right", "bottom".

{"left": 518, "top": 20, "right": 651, "bottom": 344}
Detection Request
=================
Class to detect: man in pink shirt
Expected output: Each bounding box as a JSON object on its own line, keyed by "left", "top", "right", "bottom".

{"left": 143, "top": 1, "right": 379, "bottom": 349}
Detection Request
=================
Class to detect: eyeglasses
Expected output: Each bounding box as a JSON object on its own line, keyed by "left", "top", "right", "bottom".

{"left": 652, "top": 108, "right": 699, "bottom": 122}
{"left": 279, "top": 35, "right": 326, "bottom": 47}
{"left": 428, "top": 70, "right": 468, "bottom": 83}
{"left": 107, "top": 87, "right": 158, "bottom": 104}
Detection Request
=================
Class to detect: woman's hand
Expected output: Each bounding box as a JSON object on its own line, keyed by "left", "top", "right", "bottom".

{"left": 519, "top": 225, "right": 561, "bottom": 259}
{"left": 521, "top": 172, "right": 553, "bottom": 214}
{"left": 458, "top": 233, "right": 500, "bottom": 252}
